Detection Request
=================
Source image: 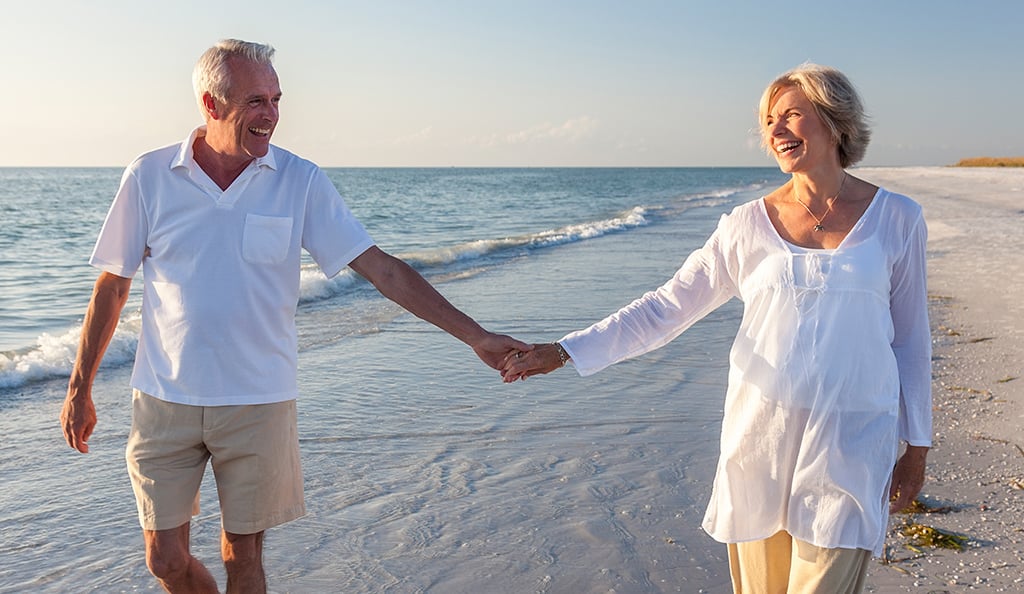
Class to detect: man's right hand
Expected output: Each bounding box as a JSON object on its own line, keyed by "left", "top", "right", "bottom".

{"left": 61, "top": 388, "right": 97, "bottom": 453}
{"left": 60, "top": 272, "right": 133, "bottom": 454}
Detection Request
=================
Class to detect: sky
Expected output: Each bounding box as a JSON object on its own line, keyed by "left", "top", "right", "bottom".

{"left": 3, "top": 0, "right": 1022, "bottom": 168}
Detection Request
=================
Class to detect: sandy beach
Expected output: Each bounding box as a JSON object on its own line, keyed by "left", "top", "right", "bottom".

{"left": 858, "top": 166, "right": 1024, "bottom": 592}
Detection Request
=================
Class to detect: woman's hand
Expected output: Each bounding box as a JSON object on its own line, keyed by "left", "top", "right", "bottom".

{"left": 501, "top": 343, "right": 569, "bottom": 382}
{"left": 889, "top": 445, "right": 929, "bottom": 513}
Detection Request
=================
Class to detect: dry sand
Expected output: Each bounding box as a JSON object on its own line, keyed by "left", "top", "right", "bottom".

{"left": 857, "top": 167, "right": 1024, "bottom": 592}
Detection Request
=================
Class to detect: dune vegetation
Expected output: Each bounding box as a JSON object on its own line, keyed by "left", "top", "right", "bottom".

{"left": 953, "top": 156, "right": 1024, "bottom": 167}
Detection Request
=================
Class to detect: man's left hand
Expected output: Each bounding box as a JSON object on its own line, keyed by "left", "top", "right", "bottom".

{"left": 472, "top": 333, "right": 532, "bottom": 370}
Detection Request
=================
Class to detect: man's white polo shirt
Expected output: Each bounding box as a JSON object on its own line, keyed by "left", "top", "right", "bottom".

{"left": 91, "top": 127, "right": 375, "bottom": 406}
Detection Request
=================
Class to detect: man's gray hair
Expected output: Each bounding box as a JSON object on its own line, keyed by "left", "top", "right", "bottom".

{"left": 192, "top": 39, "right": 276, "bottom": 112}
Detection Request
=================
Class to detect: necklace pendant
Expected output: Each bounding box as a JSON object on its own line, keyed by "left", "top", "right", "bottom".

{"left": 813, "top": 223, "right": 825, "bottom": 232}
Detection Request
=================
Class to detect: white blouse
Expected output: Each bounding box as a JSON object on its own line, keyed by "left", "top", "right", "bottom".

{"left": 560, "top": 188, "right": 932, "bottom": 554}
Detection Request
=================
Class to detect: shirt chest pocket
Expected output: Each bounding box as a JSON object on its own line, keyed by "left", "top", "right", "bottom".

{"left": 242, "top": 214, "right": 293, "bottom": 265}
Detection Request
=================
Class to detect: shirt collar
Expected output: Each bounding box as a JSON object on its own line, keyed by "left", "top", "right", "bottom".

{"left": 170, "top": 126, "right": 278, "bottom": 173}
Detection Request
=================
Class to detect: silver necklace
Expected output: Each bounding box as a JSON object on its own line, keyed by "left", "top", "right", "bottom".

{"left": 794, "top": 172, "right": 847, "bottom": 232}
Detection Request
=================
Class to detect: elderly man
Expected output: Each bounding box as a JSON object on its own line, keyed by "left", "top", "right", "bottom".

{"left": 61, "top": 39, "right": 526, "bottom": 593}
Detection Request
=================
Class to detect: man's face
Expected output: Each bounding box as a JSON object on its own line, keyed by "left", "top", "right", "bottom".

{"left": 208, "top": 57, "right": 281, "bottom": 159}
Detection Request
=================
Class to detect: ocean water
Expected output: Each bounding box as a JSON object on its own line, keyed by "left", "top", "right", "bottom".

{"left": 0, "top": 167, "right": 788, "bottom": 593}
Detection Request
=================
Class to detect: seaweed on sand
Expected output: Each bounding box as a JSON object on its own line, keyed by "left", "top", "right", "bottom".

{"left": 899, "top": 520, "right": 969, "bottom": 551}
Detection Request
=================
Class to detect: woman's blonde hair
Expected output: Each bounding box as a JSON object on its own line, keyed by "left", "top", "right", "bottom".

{"left": 758, "top": 63, "right": 871, "bottom": 168}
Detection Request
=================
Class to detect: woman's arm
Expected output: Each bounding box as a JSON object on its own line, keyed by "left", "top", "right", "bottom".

{"left": 503, "top": 217, "right": 740, "bottom": 381}
{"left": 888, "top": 209, "right": 932, "bottom": 509}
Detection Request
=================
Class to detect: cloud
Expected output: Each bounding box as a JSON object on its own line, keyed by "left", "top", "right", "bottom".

{"left": 470, "top": 116, "right": 599, "bottom": 148}
{"left": 745, "top": 133, "right": 762, "bottom": 152}
{"left": 390, "top": 126, "right": 434, "bottom": 146}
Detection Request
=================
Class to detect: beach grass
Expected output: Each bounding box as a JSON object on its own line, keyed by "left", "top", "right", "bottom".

{"left": 952, "top": 156, "right": 1024, "bottom": 167}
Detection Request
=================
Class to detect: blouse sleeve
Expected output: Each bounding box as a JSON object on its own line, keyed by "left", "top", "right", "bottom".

{"left": 890, "top": 210, "right": 932, "bottom": 446}
{"left": 560, "top": 215, "right": 739, "bottom": 376}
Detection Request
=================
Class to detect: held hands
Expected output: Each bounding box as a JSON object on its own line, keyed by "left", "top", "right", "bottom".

{"left": 472, "top": 332, "right": 534, "bottom": 370}
{"left": 501, "top": 343, "right": 569, "bottom": 382}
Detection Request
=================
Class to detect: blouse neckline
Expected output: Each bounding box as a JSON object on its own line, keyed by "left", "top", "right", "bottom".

{"left": 758, "top": 188, "right": 885, "bottom": 253}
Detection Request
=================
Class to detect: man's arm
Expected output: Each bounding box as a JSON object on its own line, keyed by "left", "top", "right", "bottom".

{"left": 348, "top": 246, "right": 529, "bottom": 369}
{"left": 61, "top": 272, "right": 133, "bottom": 453}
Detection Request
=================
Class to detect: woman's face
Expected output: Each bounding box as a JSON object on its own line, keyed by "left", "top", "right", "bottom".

{"left": 764, "top": 86, "right": 838, "bottom": 174}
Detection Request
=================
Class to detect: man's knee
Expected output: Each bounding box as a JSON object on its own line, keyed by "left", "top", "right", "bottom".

{"left": 221, "top": 530, "right": 264, "bottom": 568}
{"left": 144, "top": 525, "right": 192, "bottom": 581}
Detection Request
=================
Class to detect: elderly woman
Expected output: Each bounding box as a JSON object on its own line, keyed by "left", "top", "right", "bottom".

{"left": 502, "top": 64, "right": 931, "bottom": 594}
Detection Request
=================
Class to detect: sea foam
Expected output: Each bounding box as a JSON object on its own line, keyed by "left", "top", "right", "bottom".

{"left": 0, "top": 313, "right": 140, "bottom": 390}
{"left": 296, "top": 206, "right": 649, "bottom": 302}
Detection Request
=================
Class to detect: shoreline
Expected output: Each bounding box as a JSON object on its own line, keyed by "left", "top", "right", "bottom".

{"left": 857, "top": 167, "right": 1024, "bottom": 592}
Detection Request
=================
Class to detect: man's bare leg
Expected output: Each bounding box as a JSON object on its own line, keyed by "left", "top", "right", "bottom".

{"left": 144, "top": 523, "right": 219, "bottom": 593}
{"left": 222, "top": 530, "right": 265, "bottom": 594}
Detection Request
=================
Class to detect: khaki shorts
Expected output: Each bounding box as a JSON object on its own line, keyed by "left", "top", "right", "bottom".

{"left": 125, "top": 390, "right": 306, "bottom": 534}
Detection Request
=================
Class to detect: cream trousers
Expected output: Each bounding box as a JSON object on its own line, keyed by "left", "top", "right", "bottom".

{"left": 727, "top": 531, "right": 871, "bottom": 594}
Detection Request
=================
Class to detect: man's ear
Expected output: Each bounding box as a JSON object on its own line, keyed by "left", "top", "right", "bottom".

{"left": 202, "top": 92, "right": 219, "bottom": 120}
